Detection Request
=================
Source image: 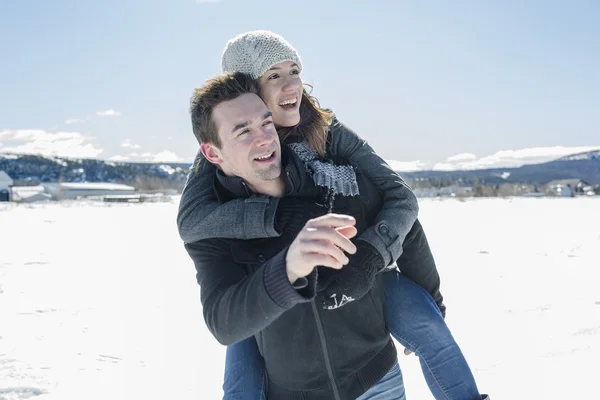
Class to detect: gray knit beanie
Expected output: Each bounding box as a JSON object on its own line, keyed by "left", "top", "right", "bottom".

{"left": 221, "top": 30, "right": 303, "bottom": 80}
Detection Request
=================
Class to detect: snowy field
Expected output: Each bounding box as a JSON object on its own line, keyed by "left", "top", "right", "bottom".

{"left": 1, "top": 197, "right": 599, "bottom": 400}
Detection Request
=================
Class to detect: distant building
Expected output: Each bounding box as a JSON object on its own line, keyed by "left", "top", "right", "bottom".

{"left": 41, "top": 182, "right": 136, "bottom": 200}
{"left": 545, "top": 179, "right": 590, "bottom": 197}
{"left": 11, "top": 185, "right": 52, "bottom": 203}
{"left": 0, "top": 171, "right": 13, "bottom": 202}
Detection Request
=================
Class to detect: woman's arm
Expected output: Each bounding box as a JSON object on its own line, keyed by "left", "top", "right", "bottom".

{"left": 320, "top": 118, "right": 444, "bottom": 314}
{"left": 176, "top": 151, "right": 280, "bottom": 244}
{"left": 327, "top": 117, "right": 419, "bottom": 268}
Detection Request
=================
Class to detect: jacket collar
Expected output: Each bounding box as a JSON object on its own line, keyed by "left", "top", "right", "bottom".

{"left": 214, "top": 145, "right": 317, "bottom": 202}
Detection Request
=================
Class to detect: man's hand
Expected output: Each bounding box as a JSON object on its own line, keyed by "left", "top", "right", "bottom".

{"left": 285, "top": 214, "right": 357, "bottom": 284}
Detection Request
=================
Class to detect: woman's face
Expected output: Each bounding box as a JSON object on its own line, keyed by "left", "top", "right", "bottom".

{"left": 258, "top": 61, "right": 303, "bottom": 128}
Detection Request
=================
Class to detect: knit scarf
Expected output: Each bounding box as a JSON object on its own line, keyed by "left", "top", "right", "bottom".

{"left": 287, "top": 141, "right": 360, "bottom": 211}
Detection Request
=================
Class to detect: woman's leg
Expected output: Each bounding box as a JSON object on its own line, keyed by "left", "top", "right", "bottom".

{"left": 223, "top": 336, "right": 267, "bottom": 400}
{"left": 384, "top": 271, "right": 481, "bottom": 400}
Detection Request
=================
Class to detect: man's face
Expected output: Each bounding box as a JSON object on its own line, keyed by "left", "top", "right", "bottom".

{"left": 203, "top": 93, "right": 282, "bottom": 194}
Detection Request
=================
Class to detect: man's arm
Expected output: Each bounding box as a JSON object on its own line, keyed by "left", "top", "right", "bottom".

{"left": 185, "top": 240, "right": 317, "bottom": 346}
{"left": 186, "top": 213, "right": 359, "bottom": 345}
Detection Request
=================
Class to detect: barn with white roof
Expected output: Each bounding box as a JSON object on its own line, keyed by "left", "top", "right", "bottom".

{"left": 41, "top": 182, "right": 136, "bottom": 200}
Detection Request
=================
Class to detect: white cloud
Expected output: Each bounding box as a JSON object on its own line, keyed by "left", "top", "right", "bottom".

{"left": 446, "top": 146, "right": 600, "bottom": 171}
{"left": 120, "top": 139, "right": 141, "bottom": 149}
{"left": 108, "top": 155, "right": 130, "bottom": 162}
{"left": 386, "top": 159, "right": 429, "bottom": 173}
{"left": 96, "top": 109, "right": 121, "bottom": 117}
{"left": 151, "top": 150, "right": 184, "bottom": 162}
{"left": 430, "top": 162, "right": 457, "bottom": 171}
{"left": 447, "top": 152, "right": 477, "bottom": 162}
{"left": 107, "top": 150, "right": 184, "bottom": 163}
{"left": 0, "top": 129, "right": 103, "bottom": 159}
{"left": 386, "top": 145, "right": 600, "bottom": 172}
{"left": 64, "top": 119, "right": 86, "bottom": 125}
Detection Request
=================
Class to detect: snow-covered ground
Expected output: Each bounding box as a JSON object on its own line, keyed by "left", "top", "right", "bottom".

{"left": 0, "top": 197, "right": 599, "bottom": 400}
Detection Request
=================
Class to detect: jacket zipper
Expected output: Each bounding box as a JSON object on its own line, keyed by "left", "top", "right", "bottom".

{"left": 311, "top": 302, "right": 341, "bottom": 400}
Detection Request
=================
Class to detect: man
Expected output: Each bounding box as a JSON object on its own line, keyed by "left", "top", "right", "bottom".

{"left": 184, "top": 71, "right": 403, "bottom": 400}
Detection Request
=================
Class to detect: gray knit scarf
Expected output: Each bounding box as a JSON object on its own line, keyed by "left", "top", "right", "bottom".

{"left": 287, "top": 141, "right": 360, "bottom": 211}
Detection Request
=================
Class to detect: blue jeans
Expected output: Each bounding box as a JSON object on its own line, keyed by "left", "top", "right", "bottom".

{"left": 223, "top": 271, "right": 480, "bottom": 400}
{"left": 356, "top": 362, "right": 406, "bottom": 400}
{"left": 223, "top": 336, "right": 267, "bottom": 400}
{"left": 384, "top": 272, "right": 481, "bottom": 399}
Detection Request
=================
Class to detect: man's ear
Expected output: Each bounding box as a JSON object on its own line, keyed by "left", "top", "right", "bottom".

{"left": 200, "top": 142, "right": 223, "bottom": 165}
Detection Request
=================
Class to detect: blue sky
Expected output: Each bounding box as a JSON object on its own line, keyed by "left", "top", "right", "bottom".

{"left": 1, "top": 0, "right": 598, "bottom": 171}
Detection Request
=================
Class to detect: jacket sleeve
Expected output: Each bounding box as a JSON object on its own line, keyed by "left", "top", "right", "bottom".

{"left": 176, "top": 152, "right": 280, "bottom": 244}
{"left": 185, "top": 239, "right": 317, "bottom": 346}
{"left": 327, "top": 118, "right": 419, "bottom": 268}
{"left": 395, "top": 219, "right": 446, "bottom": 317}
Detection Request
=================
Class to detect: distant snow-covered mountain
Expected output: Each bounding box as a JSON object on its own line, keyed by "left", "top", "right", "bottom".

{"left": 556, "top": 150, "right": 600, "bottom": 162}
{"left": 0, "top": 153, "right": 192, "bottom": 191}
{"left": 1, "top": 149, "right": 599, "bottom": 191}
{"left": 396, "top": 149, "right": 600, "bottom": 185}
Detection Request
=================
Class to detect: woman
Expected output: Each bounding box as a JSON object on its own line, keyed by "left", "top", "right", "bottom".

{"left": 179, "top": 31, "right": 488, "bottom": 400}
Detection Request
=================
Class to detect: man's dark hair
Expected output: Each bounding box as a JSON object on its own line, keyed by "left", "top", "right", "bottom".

{"left": 189, "top": 72, "right": 260, "bottom": 147}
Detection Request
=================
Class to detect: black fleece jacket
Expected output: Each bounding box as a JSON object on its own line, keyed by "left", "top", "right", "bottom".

{"left": 184, "top": 148, "right": 397, "bottom": 399}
